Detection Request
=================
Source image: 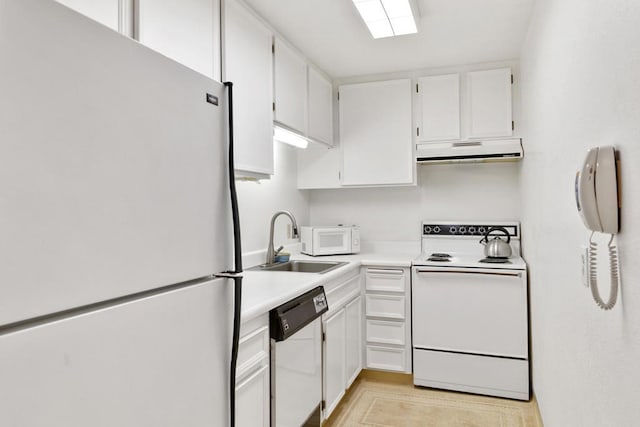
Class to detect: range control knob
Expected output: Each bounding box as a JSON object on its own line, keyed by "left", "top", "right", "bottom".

{"left": 449, "top": 226, "right": 457, "bottom": 234}
{"left": 433, "top": 226, "right": 441, "bottom": 233}
{"left": 478, "top": 226, "right": 486, "bottom": 234}
{"left": 468, "top": 226, "right": 477, "bottom": 234}
{"left": 425, "top": 226, "right": 432, "bottom": 234}
{"left": 458, "top": 226, "right": 466, "bottom": 234}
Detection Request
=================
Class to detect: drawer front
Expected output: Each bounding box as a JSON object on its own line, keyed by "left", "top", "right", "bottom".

{"left": 366, "top": 345, "right": 406, "bottom": 372}
{"left": 237, "top": 326, "right": 269, "bottom": 379}
{"left": 413, "top": 349, "right": 529, "bottom": 400}
{"left": 325, "top": 273, "right": 361, "bottom": 314}
{"left": 365, "top": 294, "right": 405, "bottom": 319}
{"left": 366, "top": 319, "right": 405, "bottom": 346}
{"left": 365, "top": 268, "right": 406, "bottom": 293}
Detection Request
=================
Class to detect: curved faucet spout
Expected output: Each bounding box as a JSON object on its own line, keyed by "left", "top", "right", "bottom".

{"left": 266, "top": 211, "right": 299, "bottom": 264}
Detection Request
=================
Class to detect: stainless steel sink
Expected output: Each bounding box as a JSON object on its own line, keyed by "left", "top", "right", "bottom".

{"left": 250, "top": 260, "right": 348, "bottom": 274}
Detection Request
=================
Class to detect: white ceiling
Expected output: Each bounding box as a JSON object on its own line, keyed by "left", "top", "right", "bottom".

{"left": 242, "top": 0, "right": 535, "bottom": 78}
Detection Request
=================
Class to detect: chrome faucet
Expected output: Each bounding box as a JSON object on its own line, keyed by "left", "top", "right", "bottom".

{"left": 266, "top": 211, "right": 299, "bottom": 264}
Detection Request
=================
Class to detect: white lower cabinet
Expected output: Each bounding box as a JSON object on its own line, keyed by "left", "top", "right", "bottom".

{"left": 364, "top": 266, "right": 412, "bottom": 373}
{"left": 323, "top": 308, "right": 346, "bottom": 418}
{"left": 235, "top": 315, "right": 270, "bottom": 427}
{"left": 345, "top": 296, "right": 363, "bottom": 387}
{"left": 236, "top": 364, "right": 270, "bottom": 427}
{"left": 322, "top": 267, "right": 364, "bottom": 421}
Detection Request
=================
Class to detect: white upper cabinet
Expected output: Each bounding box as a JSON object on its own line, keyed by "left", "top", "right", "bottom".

{"left": 55, "top": 0, "right": 120, "bottom": 31}
{"left": 466, "top": 68, "right": 513, "bottom": 138}
{"left": 418, "top": 74, "right": 460, "bottom": 142}
{"left": 339, "top": 79, "right": 413, "bottom": 186}
{"left": 297, "top": 142, "right": 341, "bottom": 189}
{"left": 307, "top": 66, "right": 333, "bottom": 146}
{"left": 274, "top": 37, "right": 307, "bottom": 134}
{"left": 137, "top": 0, "right": 218, "bottom": 79}
{"left": 223, "top": 0, "right": 274, "bottom": 177}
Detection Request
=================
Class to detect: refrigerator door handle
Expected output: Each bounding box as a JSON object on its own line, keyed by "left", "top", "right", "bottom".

{"left": 223, "top": 81, "right": 243, "bottom": 275}
{"left": 223, "top": 81, "right": 243, "bottom": 427}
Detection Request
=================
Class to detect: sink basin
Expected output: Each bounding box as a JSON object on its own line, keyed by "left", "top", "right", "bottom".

{"left": 250, "top": 260, "right": 348, "bottom": 274}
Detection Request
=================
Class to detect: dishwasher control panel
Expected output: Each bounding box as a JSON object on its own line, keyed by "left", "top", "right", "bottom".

{"left": 270, "top": 286, "right": 328, "bottom": 342}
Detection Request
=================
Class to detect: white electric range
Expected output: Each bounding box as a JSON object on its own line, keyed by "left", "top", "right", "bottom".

{"left": 411, "top": 221, "right": 530, "bottom": 401}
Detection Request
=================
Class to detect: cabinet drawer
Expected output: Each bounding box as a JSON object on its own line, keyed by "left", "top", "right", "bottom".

{"left": 366, "top": 345, "right": 407, "bottom": 372}
{"left": 365, "top": 294, "right": 405, "bottom": 319}
{"left": 365, "top": 268, "right": 406, "bottom": 293}
{"left": 366, "top": 319, "right": 405, "bottom": 346}
{"left": 237, "top": 326, "right": 269, "bottom": 379}
{"left": 326, "top": 274, "right": 361, "bottom": 314}
{"left": 413, "top": 349, "right": 529, "bottom": 400}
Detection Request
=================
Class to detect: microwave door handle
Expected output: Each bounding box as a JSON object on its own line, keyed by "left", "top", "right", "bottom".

{"left": 415, "top": 269, "right": 522, "bottom": 278}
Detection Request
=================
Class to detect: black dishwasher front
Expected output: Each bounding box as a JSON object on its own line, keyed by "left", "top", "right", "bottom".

{"left": 270, "top": 286, "right": 328, "bottom": 426}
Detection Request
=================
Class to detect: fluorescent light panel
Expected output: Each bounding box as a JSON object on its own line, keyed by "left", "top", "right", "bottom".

{"left": 273, "top": 126, "right": 309, "bottom": 149}
{"left": 353, "top": 0, "right": 418, "bottom": 39}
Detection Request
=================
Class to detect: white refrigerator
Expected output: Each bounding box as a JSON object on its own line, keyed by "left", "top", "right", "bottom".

{"left": 0, "top": 1, "right": 242, "bottom": 426}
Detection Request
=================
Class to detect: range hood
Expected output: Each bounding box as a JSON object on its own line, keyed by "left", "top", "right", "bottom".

{"left": 416, "top": 138, "right": 523, "bottom": 164}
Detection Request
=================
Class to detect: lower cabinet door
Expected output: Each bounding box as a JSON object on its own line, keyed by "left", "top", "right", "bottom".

{"left": 345, "top": 296, "right": 363, "bottom": 387}
{"left": 323, "top": 308, "right": 346, "bottom": 419}
{"left": 236, "top": 364, "right": 270, "bottom": 427}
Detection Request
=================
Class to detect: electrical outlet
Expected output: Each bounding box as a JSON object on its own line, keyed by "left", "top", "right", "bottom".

{"left": 581, "top": 245, "right": 589, "bottom": 287}
{"left": 286, "top": 224, "right": 292, "bottom": 239}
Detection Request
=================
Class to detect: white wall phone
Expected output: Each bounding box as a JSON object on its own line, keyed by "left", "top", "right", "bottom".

{"left": 575, "top": 146, "right": 620, "bottom": 310}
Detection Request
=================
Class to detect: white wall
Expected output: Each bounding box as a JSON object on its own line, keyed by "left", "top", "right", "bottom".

{"left": 236, "top": 142, "right": 310, "bottom": 257}
{"left": 520, "top": 1, "right": 640, "bottom": 425}
{"left": 309, "top": 162, "right": 521, "bottom": 243}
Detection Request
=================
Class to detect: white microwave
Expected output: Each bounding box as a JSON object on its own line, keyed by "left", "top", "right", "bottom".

{"left": 300, "top": 226, "right": 361, "bottom": 256}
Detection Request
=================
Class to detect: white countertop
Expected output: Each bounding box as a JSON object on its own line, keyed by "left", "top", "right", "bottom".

{"left": 240, "top": 250, "right": 418, "bottom": 323}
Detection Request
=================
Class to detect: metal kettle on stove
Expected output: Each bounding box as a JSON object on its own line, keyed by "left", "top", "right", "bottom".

{"left": 479, "top": 226, "right": 512, "bottom": 258}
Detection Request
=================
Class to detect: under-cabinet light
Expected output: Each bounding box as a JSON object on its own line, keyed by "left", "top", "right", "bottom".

{"left": 352, "top": 0, "right": 419, "bottom": 39}
{"left": 273, "top": 125, "right": 309, "bottom": 149}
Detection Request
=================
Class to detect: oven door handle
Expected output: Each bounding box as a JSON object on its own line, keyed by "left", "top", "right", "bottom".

{"left": 415, "top": 269, "right": 523, "bottom": 278}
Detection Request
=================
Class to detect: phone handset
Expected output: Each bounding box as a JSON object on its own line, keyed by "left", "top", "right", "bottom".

{"left": 575, "top": 146, "right": 620, "bottom": 310}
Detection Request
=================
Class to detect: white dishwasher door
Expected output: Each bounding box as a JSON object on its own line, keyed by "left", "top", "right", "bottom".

{"left": 274, "top": 318, "right": 322, "bottom": 426}
{"left": 412, "top": 267, "right": 528, "bottom": 358}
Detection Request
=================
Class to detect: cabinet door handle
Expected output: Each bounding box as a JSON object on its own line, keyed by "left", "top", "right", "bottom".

{"left": 367, "top": 268, "right": 404, "bottom": 275}
{"left": 415, "top": 269, "right": 522, "bottom": 278}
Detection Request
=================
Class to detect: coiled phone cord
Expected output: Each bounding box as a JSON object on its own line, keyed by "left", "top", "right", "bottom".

{"left": 588, "top": 232, "right": 619, "bottom": 310}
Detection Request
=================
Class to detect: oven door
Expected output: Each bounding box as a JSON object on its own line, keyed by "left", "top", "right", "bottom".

{"left": 312, "top": 228, "right": 351, "bottom": 255}
{"left": 412, "top": 267, "right": 528, "bottom": 359}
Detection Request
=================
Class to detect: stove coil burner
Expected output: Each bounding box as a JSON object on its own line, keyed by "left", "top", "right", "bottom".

{"left": 427, "top": 253, "right": 452, "bottom": 262}
{"left": 479, "top": 257, "right": 512, "bottom": 264}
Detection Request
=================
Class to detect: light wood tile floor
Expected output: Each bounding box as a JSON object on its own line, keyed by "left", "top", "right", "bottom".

{"left": 323, "top": 371, "right": 543, "bottom": 427}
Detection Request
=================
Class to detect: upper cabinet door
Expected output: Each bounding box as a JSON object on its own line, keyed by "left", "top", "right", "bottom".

{"left": 223, "top": 0, "right": 274, "bottom": 176}
{"left": 274, "top": 37, "right": 307, "bottom": 134}
{"left": 55, "top": 0, "right": 120, "bottom": 31}
{"left": 137, "top": 0, "right": 218, "bottom": 79}
{"left": 339, "top": 79, "right": 413, "bottom": 186}
{"left": 307, "top": 66, "right": 333, "bottom": 146}
{"left": 418, "top": 74, "right": 460, "bottom": 142}
{"left": 466, "top": 68, "right": 513, "bottom": 138}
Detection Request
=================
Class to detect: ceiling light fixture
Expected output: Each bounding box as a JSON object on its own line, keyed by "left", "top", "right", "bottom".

{"left": 273, "top": 125, "right": 309, "bottom": 149}
{"left": 352, "top": 0, "right": 419, "bottom": 39}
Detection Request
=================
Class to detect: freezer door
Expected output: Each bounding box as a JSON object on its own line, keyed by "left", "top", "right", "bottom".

{"left": 0, "top": 278, "right": 232, "bottom": 427}
{"left": 0, "top": 0, "right": 232, "bottom": 325}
